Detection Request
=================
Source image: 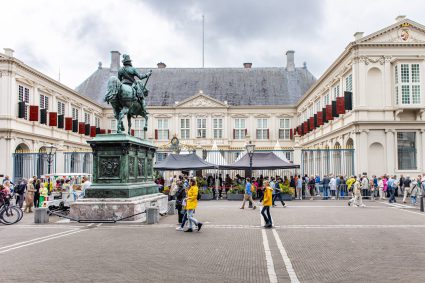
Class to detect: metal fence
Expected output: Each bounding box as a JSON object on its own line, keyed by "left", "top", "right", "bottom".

{"left": 63, "top": 152, "right": 93, "bottom": 174}
{"left": 13, "top": 152, "right": 56, "bottom": 181}
{"left": 301, "top": 148, "right": 355, "bottom": 177}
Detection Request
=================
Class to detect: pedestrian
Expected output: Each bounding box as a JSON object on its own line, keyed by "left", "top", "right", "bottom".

{"left": 315, "top": 175, "right": 321, "bottom": 196}
{"left": 81, "top": 176, "right": 92, "bottom": 197}
{"left": 175, "top": 180, "right": 186, "bottom": 225}
{"left": 329, "top": 175, "right": 336, "bottom": 200}
{"left": 322, "top": 175, "right": 330, "bottom": 200}
{"left": 272, "top": 178, "right": 286, "bottom": 207}
{"left": 296, "top": 176, "right": 302, "bottom": 200}
{"left": 15, "top": 179, "right": 27, "bottom": 208}
{"left": 378, "top": 177, "right": 385, "bottom": 200}
{"left": 348, "top": 177, "right": 365, "bottom": 207}
{"left": 308, "top": 176, "right": 315, "bottom": 200}
{"left": 387, "top": 175, "right": 396, "bottom": 203}
{"left": 410, "top": 177, "right": 419, "bottom": 206}
{"left": 184, "top": 179, "right": 203, "bottom": 232}
{"left": 34, "top": 179, "right": 41, "bottom": 208}
{"left": 241, "top": 177, "right": 256, "bottom": 210}
{"left": 261, "top": 181, "right": 273, "bottom": 228}
{"left": 39, "top": 182, "right": 48, "bottom": 207}
{"left": 402, "top": 176, "right": 411, "bottom": 203}
{"left": 361, "top": 174, "right": 369, "bottom": 199}
{"left": 24, "top": 178, "right": 35, "bottom": 213}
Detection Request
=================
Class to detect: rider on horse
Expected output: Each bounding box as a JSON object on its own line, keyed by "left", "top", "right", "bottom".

{"left": 118, "top": 54, "right": 151, "bottom": 102}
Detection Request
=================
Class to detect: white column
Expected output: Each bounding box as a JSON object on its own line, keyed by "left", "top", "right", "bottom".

{"left": 385, "top": 129, "right": 395, "bottom": 175}
{"left": 421, "top": 130, "right": 425, "bottom": 172}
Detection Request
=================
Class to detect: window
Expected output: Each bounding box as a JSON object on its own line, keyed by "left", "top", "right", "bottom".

{"left": 134, "top": 119, "right": 145, "bottom": 138}
{"left": 111, "top": 119, "right": 117, "bottom": 134}
{"left": 39, "top": 94, "right": 49, "bottom": 110}
{"left": 315, "top": 100, "right": 321, "bottom": 112}
{"left": 323, "top": 93, "right": 330, "bottom": 106}
{"left": 332, "top": 85, "right": 339, "bottom": 99}
{"left": 57, "top": 101, "right": 65, "bottom": 115}
{"left": 84, "top": 112, "right": 91, "bottom": 125}
{"left": 345, "top": 74, "right": 352, "bottom": 92}
{"left": 279, "top": 118, "right": 290, "bottom": 140}
{"left": 397, "top": 132, "right": 416, "bottom": 170}
{"left": 196, "top": 118, "right": 207, "bottom": 138}
{"left": 234, "top": 118, "right": 246, "bottom": 139}
{"left": 72, "top": 107, "right": 79, "bottom": 120}
{"left": 256, "top": 118, "right": 268, "bottom": 140}
{"left": 213, "top": 118, "right": 223, "bottom": 139}
{"left": 18, "top": 85, "right": 30, "bottom": 119}
{"left": 395, "top": 63, "right": 421, "bottom": 105}
{"left": 95, "top": 116, "right": 100, "bottom": 128}
{"left": 157, "top": 119, "right": 169, "bottom": 140}
{"left": 180, "top": 118, "right": 190, "bottom": 139}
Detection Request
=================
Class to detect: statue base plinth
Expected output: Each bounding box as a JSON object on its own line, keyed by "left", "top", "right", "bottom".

{"left": 69, "top": 193, "right": 168, "bottom": 221}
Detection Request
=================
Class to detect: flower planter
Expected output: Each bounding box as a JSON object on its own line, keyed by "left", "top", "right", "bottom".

{"left": 227, "top": 194, "right": 245, "bottom": 201}
{"left": 200, "top": 193, "right": 214, "bottom": 200}
{"left": 280, "top": 193, "right": 294, "bottom": 201}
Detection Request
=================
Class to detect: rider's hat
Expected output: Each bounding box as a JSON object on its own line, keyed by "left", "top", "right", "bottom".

{"left": 122, "top": 54, "right": 132, "bottom": 64}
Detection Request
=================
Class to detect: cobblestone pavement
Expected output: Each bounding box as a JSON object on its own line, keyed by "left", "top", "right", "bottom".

{"left": 1, "top": 198, "right": 425, "bottom": 282}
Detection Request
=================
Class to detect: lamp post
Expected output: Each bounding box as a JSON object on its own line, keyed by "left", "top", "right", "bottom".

{"left": 45, "top": 144, "right": 57, "bottom": 174}
{"left": 245, "top": 141, "right": 256, "bottom": 178}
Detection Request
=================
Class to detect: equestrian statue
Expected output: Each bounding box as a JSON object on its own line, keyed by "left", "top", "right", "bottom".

{"left": 104, "top": 54, "right": 152, "bottom": 135}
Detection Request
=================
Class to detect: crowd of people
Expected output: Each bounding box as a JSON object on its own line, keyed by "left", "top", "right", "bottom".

{"left": 0, "top": 175, "right": 92, "bottom": 213}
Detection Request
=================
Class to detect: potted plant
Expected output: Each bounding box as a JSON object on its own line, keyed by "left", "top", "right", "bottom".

{"left": 280, "top": 184, "right": 295, "bottom": 201}
{"left": 227, "top": 184, "right": 245, "bottom": 200}
{"left": 199, "top": 187, "right": 214, "bottom": 200}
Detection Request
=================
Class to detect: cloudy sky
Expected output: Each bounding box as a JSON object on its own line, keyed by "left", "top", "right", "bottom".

{"left": 2, "top": 0, "right": 425, "bottom": 88}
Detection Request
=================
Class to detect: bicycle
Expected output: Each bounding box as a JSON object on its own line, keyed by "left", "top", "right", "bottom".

{"left": 0, "top": 192, "right": 23, "bottom": 225}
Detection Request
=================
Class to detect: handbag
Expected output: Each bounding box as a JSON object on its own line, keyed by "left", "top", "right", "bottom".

{"left": 182, "top": 199, "right": 187, "bottom": 207}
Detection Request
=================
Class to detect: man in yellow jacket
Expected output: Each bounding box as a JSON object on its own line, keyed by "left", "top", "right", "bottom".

{"left": 184, "top": 179, "right": 203, "bottom": 232}
{"left": 261, "top": 181, "right": 274, "bottom": 228}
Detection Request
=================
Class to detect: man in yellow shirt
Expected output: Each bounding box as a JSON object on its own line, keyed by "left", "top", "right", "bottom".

{"left": 261, "top": 181, "right": 274, "bottom": 228}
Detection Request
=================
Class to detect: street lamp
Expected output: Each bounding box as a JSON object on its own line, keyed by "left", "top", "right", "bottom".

{"left": 45, "top": 144, "right": 57, "bottom": 174}
{"left": 245, "top": 141, "right": 256, "bottom": 178}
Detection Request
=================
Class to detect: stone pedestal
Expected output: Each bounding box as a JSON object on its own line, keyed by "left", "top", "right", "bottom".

{"left": 70, "top": 134, "right": 168, "bottom": 221}
{"left": 34, "top": 208, "right": 49, "bottom": 224}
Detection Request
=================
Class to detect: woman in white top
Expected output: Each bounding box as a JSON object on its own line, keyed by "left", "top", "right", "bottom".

{"left": 378, "top": 177, "right": 385, "bottom": 200}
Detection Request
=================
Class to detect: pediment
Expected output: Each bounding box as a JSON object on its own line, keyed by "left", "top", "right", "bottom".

{"left": 359, "top": 19, "right": 425, "bottom": 44}
{"left": 176, "top": 92, "right": 228, "bottom": 108}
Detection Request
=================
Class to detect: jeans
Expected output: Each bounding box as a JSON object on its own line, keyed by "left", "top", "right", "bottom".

{"left": 187, "top": 209, "right": 198, "bottom": 229}
{"left": 261, "top": 206, "right": 272, "bottom": 225}
{"left": 180, "top": 211, "right": 188, "bottom": 228}
{"left": 296, "top": 187, "right": 302, "bottom": 200}
{"left": 322, "top": 186, "right": 330, "bottom": 200}
{"left": 272, "top": 193, "right": 285, "bottom": 206}
{"left": 411, "top": 195, "right": 417, "bottom": 205}
{"left": 388, "top": 188, "right": 396, "bottom": 203}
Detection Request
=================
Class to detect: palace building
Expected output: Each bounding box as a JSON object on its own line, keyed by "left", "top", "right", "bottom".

{"left": 1, "top": 16, "right": 425, "bottom": 180}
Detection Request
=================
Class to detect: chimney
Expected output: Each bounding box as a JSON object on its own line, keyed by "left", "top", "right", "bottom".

{"left": 157, "top": 62, "right": 166, "bottom": 68}
{"left": 354, "top": 32, "right": 364, "bottom": 41}
{"left": 110, "top": 51, "right": 121, "bottom": 72}
{"left": 3, "top": 48, "right": 14, "bottom": 57}
{"left": 396, "top": 15, "right": 406, "bottom": 22}
{"left": 286, "top": 50, "right": 295, "bottom": 71}
{"left": 243, "top": 62, "right": 252, "bottom": 69}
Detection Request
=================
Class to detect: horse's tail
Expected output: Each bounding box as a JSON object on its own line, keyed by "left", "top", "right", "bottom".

{"left": 104, "top": 76, "right": 121, "bottom": 103}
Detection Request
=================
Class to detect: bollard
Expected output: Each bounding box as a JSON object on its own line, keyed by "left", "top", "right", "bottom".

{"left": 168, "top": 200, "right": 176, "bottom": 215}
{"left": 421, "top": 195, "right": 424, "bottom": 212}
{"left": 34, "top": 208, "right": 49, "bottom": 224}
{"left": 146, "top": 206, "right": 159, "bottom": 224}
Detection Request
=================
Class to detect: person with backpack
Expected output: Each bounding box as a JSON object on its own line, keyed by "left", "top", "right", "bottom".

{"left": 240, "top": 177, "right": 256, "bottom": 210}
{"left": 410, "top": 177, "right": 420, "bottom": 206}
{"left": 387, "top": 175, "right": 396, "bottom": 203}
{"left": 272, "top": 178, "right": 286, "bottom": 207}
{"left": 402, "top": 176, "right": 412, "bottom": 203}
{"left": 184, "top": 179, "right": 203, "bottom": 232}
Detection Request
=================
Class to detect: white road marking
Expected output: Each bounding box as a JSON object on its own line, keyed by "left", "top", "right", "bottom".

{"left": 379, "top": 201, "right": 425, "bottom": 217}
{"left": 279, "top": 224, "right": 425, "bottom": 229}
{"left": 96, "top": 223, "right": 102, "bottom": 227}
{"left": 272, "top": 229, "right": 300, "bottom": 283}
{"left": 56, "top": 219, "right": 71, "bottom": 223}
{"left": 87, "top": 223, "right": 95, "bottom": 227}
{"left": 260, "top": 215, "right": 278, "bottom": 283}
{"left": 0, "top": 229, "right": 83, "bottom": 254}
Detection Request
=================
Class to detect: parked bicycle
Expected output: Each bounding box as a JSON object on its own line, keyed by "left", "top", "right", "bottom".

{"left": 0, "top": 191, "right": 23, "bottom": 225}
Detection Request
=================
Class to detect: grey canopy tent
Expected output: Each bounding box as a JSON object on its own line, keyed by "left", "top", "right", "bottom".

{"left": 154, "top": 153, "right": 218, "bottom": 171}
{"left": 220, "top": 152, "right": 299, "bottom": 170}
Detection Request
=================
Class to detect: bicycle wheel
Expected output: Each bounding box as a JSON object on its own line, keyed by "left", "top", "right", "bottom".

{"left": 0, "top": 206, "right": 21, "bottom": 225}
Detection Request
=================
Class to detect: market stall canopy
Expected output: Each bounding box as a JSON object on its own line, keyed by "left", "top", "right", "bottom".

{"left": 154, "top": 153, "right": 218, "bottom": 171}
{"left": 220, "top": 152, "right": 299, "bottom": 170}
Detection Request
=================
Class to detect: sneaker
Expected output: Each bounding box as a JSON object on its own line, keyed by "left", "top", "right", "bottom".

{"left": 265, "top": 223, "right": 273, "bottom": 228}
{"left": 176, "top": 227, "right": 184, "bottom": 231}
{"left": 272, "top": 204, "right": 276, "bottom": 207}
{"left": 240, "top": 207, "right": 244, "bottom": 209}
{"left": 197, "top": 223, "right": 203, "bottom": 231}
{"left": 253, "top": 206, "right": 257, "bottom": 210}
{"left": 184, "top": 228, "right": 193, "bottom": 232}
{"left": 348, "top": 201, "right": 351, "bottom": 206}
{"left": 282, "top": 203, "right": 286, "bottom": 208}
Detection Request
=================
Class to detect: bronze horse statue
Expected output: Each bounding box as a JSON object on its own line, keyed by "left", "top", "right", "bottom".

{"left": 104, "top": 65, "right": 152, "bottom": 135}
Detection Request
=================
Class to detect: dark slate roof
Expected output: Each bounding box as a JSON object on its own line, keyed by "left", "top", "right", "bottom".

{"left": 75, "top": 67, "right": 316, "bottom": 107}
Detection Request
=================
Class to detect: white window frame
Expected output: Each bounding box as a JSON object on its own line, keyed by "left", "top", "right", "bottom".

{"left": 256, "top": 118, "right": 268, "bottom": 140}
{"left": 84, "top": 112, "right": 91, "bottom": 125}
{"left": 157, "top": 119, "right": 169, "bottom": 140}
{"left": 134, "top": 118, "right": 145, "bottom": 139}
{"left": 18, "top": 85, "right": 30, "bottom": 119}
{"left": 234, "top": 118, "right": 246, "bottom": 140}
{"left": 57, "top": 101, "right": 65, "bottom": 116}
{"left": 213, "top": 118, "right": 223, "bottom": 139}
{"left": 323, "top": 93, "right": 330, "bottom": 106}
{"left": 196, "top": 118, "right": 207, "bottom": 138}
{"left": 395, "top": 63, "right": 421, "bottom": 105}
{"left": 111, "top": 119, "right": 117, "bottom": 134}
{"left": 332, "top": 85, "right": 339, "bottom": 100}
{"left": 279, "top": 118, "right": 290, "bottom": 140}
{"left": 39, "top": 94, "right": 49, "bottom": 110}
{"left": 345, "top": 74, "right": 352, "bottom": 92}
{"left": 180, "top": 118, "right": 190, "bottom": 139}
{"left": 95, "top": 116, "right": 100, "bottom": 128}
{"left": 72, "top": 107, "right": 79, "bottom": 120}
